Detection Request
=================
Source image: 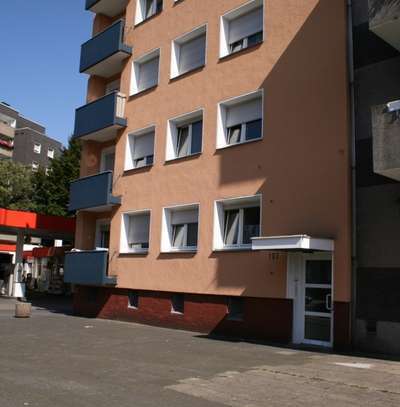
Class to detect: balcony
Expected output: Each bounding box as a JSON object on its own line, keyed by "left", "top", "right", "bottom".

{"left": 0, "top": 122, "right": 15, "bottom": 139}
{"left": 69, "top": 171, "right": 121, "bottom": 212}
{"left": 80, "top": 19, "right": 132, "bottom": 77}
{"left": 369, "top": 0, "right": 400, "bottom": 50}
{"left": 372, "top": 102, "right": 400, "bottom": 180}
{"left": 73, "top": 91, "right": 127, "bottom": 141}
{"left": 86, "top": 0, "right": 129, "bottom": 17}
{"left": 64, "top": 250, "right": 117, "bottom": 286}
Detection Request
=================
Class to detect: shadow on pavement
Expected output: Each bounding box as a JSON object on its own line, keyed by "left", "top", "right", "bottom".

{"left": 25, "top": 292, "right": 73, "bottom": 316}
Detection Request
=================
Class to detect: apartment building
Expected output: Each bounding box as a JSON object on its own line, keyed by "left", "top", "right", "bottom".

{"left": 352, "top": 0, "right": 400, "bottom": 354}
{"left": 65, "top": 0, "right": 352, "bottom": 349}
{"left": 0, "top": 102, "right": 62, "bottom": 171}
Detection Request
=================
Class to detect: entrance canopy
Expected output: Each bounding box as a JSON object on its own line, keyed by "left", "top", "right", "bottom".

{"left": 0, "top": 208, "right": 75, "bottom": 240}
{"left": 252, "top": 235, "right": 334, "bottom": 252}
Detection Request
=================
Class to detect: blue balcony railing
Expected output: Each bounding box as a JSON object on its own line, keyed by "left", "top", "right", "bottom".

{"left": 80, "top": 19, "right": 132, "bottom": 77}
{"left": 73, "top": 91, "right": 126, "bottom": 141}
{"left": 85, "top": 0, "right": 129, "bottom": 17}
{"left": 69, "top": 171, "right": 121, "bottom": 212}
{"left": 64, "top": 250, "right": 117, "bottom": 286}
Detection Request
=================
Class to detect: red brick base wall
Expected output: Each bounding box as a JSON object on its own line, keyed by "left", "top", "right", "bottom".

{"left": 73, "top": 286, "right": 293, "bottom": 343}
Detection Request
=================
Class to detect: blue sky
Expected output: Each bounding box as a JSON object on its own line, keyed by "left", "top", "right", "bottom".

{"left": 0, "top": 1, "right": 93, "bottom": 146}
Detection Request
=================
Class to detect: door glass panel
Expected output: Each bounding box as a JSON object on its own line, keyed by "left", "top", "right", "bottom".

{"left": 305, "top": 288, "right": 331, "bottom": 313}
{"left": 306, "top": 260, "right": 331, "bottom": 285}
{"left": 103, "top": 152, "right": 115, "bottom": 172}
{"left": 305, "top": 315, "right": 331, "bottom": 342}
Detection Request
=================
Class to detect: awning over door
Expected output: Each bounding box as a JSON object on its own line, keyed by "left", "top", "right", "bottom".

{"left": 252, "top": 235, "right": 334, "bottom": 252}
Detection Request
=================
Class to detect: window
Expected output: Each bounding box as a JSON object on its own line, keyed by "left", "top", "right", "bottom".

{"left": 166, "top": 110, "right": 203, "bottom": 161}
{"left": 220, "top": 0, "right": 263, "bottom": 58}
{"left": 47, "top": 148, "right": 55, "bottom": 159}
{"left": 130, "top": 49, "right": 160, "bottom": 95}
{"left": 214, "top": 195, "right": 261, "bottom": 250}
{"left": 125, "top": 127, "right": 155, "bottom": 171}
{"left": 227, "top": 297, "right": 244, "bottom": 321}
{"left": 45, "top": 167, "right": 51, "bottom": 176}
{"left": 96, "top": 220, "right": 110, "bottom": 249}
{"left": 32, "top": 162, "right": 39, "bottom": 172}
{"left": 128, "top": 291, "right": 139, "bottom": 309}
{"left": 121, "top": 211, "right": 151, "bottom": 253}
{"left": 100, "top": 147, "right": 115, "bottom": 172}
{"left": 105, "top": 79, "right": 120, "bottom": 94}
{"left": 135, "top": 0, "right": 163, "bottom": 25}
{"left": 171, "top": 294, "right": 184, "bottom": 314}
{"left": 162, "top": 205, "right": 199, "bottom": 252}
{"left": 33, "top": 143, "right": 41, "bottom": 154}
{"left": 217, "top": 90, "right": 263, "bottom": 149}
{"left": 171, "top": 26, "right": 206, "bottom": 78}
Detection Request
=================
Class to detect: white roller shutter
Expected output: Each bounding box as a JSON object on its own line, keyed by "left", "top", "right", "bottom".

{"left": 128, "top": 214, "right": 150, "bottom": 245}
{"left": 138, "top": 57, "right": 159, "bottom": 91}
{"left": 229, "top": 7, "right": 263, "bottom": 44}
{"left": 179, "top": 34, "right": 206, "bottom": 74}
{"left": 226, "top": 97, "right": 262, "bottom": 127}
{"left": 171, "top": 208, "right": 198, "bottom": 225}
{"left": 133, "top": 132, "right": 154, "bottom": 159}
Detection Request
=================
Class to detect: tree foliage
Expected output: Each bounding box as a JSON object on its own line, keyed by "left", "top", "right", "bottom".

{"left": 0, "top": 137, "right": 81, "bottom": 216}
{"left": 0, "top": 160, "right": 36, "bottom": 211}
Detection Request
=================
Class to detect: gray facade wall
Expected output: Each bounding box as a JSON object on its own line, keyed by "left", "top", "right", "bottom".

{"left": 353, "top": 0, "right": 400, "bottom": 354}
{"left": 16, "top": 116, "right": 45, "bottom": 134}
{"left": 13, "top": 128, "right": 62, "bottom": 169}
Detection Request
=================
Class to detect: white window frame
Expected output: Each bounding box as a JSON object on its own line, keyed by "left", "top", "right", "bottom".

{"left": 32, "top": 162, "right": 39, "bottom": 172}
{"left": 161, "top": 203, "right": 200, "bottom": 253}
{"left": 216, "top": 89, "right": 263, "bottom": 149}
{"left": 219, "top": 0, "right": 264, "bottom": 58}
{"left": 135, "top": 0, "right": 163, "bottom": 25}
{"left": 171, "top": 293, "right": 184, "bottom": 314}
{"left": 213, "top": 194, "right": 261, "bottom": 251}
{"left": 33, "top": 143, "right": 41, "bottom": 154}
{"left": 95, "top": 218, "right": 111, "bottom": 249}
{"left": 170, "top": 24, "right": 207, "bottom": 79}
{"left": 100, "top": 146, "right": 116, "bottom": 172}
{"left": 128, "top": 291, "right": 139, "bottom": 309}
{"left": 105, "top": 79, "right": 121, "bottom": 94}
{"left": 166, "top": 108, "right": 204, "bottom": 161}
{"left": 124, "top": 126, "right": 155, "bottom": 171}
{"left": 120, "top": 210, "right": 151, "bottom": 254}
{"left": 130, "top": 48, "right": 160, "bottom": 96}
{"left": 47, "top": 147, "right": 55, "bottom": 159}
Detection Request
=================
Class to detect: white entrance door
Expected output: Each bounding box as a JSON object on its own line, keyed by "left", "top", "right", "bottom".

{"left": 100, "top": 147, "right": 115, "bottom": 173}
{"left": 289, "top": 253, "right": 333, "bottom": 347}
{"left": 95, "top": 219, "right": 110, "bottom": 249}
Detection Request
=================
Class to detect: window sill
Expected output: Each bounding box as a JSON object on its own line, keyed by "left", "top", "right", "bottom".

{"left": 227, "top": 316, "right": 244, "bottom": 322}
{"left": 216, "top": 136, "right": 263, "bottom": 152}
{"left": 164, "top": 152, "right": 202, "bottom": 164}
{"left": 129, "top": 84, "right": 158, "bottom": 99}
{"left": 170, "top": 65, "right": 205, "bottom": 82}
{"left": 213, "top": 246, "right": 253, "bottom": 253}
{"left": 161, "top": 248, "right": 197, "bottom": 254}
{"left": 171, "top": 310, "right": 184, "bottom": 315}
{"left": 219, "top": 40, "right": 263, "bottom": 62}
{"left": 123, "top": 164, "right": 153, "bottom": 174}
{"left": 119, "top": 249, "right": 149, "bottom": 256}
{"left": 134, "top": 11, "right": 163, "bottom": 28}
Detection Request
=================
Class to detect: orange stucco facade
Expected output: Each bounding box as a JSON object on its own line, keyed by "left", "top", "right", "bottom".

{"left": 76, "top": 0, "right": 351, "bottom": 306}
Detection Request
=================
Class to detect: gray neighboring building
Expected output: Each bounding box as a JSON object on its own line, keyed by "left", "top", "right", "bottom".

{"left": 0, "top": 102, "right": 62, "bottom": 171}
{"left": 353, "top": 0, "right": 400, "bottom": 354}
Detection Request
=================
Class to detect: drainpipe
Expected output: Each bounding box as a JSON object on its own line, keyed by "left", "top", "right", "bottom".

{"left": 347, "top": 0, "right": 357, "bottom": 349}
